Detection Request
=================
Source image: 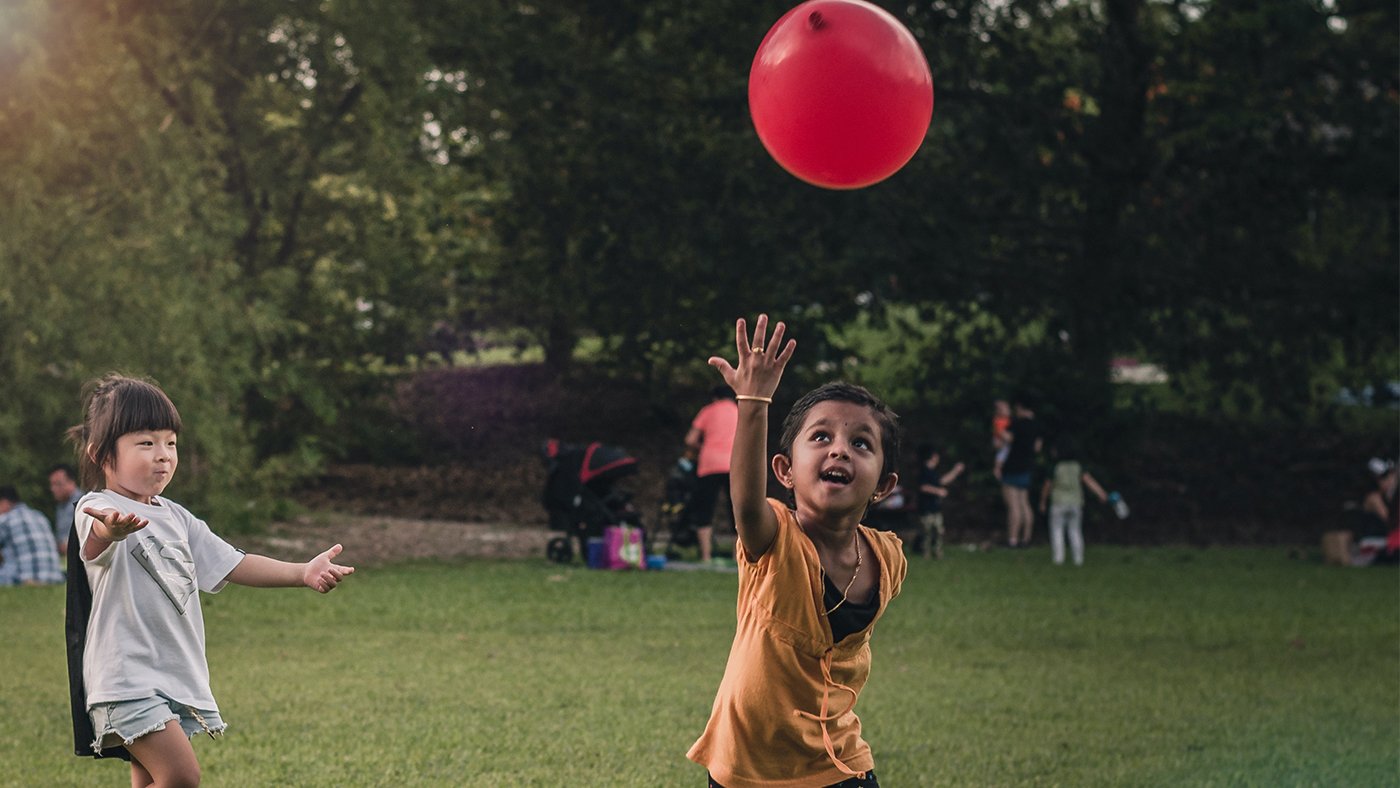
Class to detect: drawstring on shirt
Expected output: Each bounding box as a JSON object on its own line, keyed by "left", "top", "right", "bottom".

{"left": 793, "top": 650, "right": 865, "bottom": 778}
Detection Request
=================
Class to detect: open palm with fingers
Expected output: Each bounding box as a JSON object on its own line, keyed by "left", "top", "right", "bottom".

{"left": 707, "top": 314, "right": 797, "bottom": 398}
{"left": 303, "top": 544, "right": 355, "bottom": 593}
{"left": 82, "top": 507, "right": 150, "bottom": 541}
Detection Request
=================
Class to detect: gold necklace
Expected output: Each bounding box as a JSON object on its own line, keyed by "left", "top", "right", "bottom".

{"left": 820, "top": 529, "right": 862, "bottom": 616}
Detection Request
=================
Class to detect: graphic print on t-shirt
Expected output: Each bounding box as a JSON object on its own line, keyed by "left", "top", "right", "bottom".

{"left": 130, "top": 536, "right": 197, "bottom": 614}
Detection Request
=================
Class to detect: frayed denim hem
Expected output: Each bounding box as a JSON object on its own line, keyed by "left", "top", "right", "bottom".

{"left": 91, "top": 713, "right": 179, "bottom": 754}
{"left": 89, "top": 695, "right": 228, "bottom": 754}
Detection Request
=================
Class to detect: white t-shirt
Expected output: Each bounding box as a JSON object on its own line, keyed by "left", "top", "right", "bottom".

{"left": 75, "top": 490, "right": 245, "bottom": 710}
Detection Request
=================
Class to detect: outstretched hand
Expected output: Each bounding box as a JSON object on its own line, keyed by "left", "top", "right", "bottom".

{"left": 707, "top": 314, "right": 797, "bottom": 398}
{"left": 82, "top": 507, "right": 149, "bottom": 542}
{"left": 303, "top": 544, "right": 355, "bottom": 593}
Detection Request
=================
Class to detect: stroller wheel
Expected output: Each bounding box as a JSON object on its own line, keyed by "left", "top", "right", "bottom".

{"left": 546, "top": 536, "right": 573, "bottom": 564}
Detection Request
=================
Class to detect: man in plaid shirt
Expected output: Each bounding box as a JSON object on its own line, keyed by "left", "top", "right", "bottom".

{"left": 0, "top": 486, "right": 64, "bottom": 585}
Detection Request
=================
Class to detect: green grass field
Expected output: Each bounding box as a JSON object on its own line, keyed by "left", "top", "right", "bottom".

{"left": 3, "top": 548, "right": 1396, "bottom": 786}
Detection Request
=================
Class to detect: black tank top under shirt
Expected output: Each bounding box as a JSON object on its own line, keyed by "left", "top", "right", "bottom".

{"left": 822, "top": 573, "right": 879, "bottom": 642}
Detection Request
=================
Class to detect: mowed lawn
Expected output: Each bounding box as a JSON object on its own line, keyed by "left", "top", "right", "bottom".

{"left": 2, "top": 547, "right": 1396, "bottom": 786}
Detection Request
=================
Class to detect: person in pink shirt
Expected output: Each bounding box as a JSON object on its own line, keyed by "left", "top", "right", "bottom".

{"left": 685, "top": 385, "right": 739, "bottom": 563}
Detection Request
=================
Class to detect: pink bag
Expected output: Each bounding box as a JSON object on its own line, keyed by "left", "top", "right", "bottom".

{"left": 604, "top": 525, "right": 645, "bottom": 570}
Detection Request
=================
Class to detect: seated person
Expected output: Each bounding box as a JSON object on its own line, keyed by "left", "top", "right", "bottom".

{"left": 1361, "top": 459, "right": 1398, "bottom": 564}
{"left": 0, "top": 485, "right": 65, "bottom": 586}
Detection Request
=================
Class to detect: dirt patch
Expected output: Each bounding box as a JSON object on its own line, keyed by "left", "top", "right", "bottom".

{"left": 236, "top": 514, "right": 555, "bottom": 566}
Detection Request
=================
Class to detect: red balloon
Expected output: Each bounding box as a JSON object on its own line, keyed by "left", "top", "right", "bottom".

{"left": 749, "top": 0, "right": 934, "bottom": 190}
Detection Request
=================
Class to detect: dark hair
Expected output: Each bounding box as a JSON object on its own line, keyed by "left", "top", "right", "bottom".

{"left": 0, "top": 486, "right": 18, "bottom": 503}
{"left": 917, "top": 443, "right": 938, "bottom": 462}
{"left": 66, "top": 374, "right": 181, "bottom": 491}
{"left": 779, "top": 381, "right": 900, "bottom": 479}
{"left": 1053, "top": 434, "right": 1079, "bottom": 460}
{"left": 710, "top": 385, "right": 736, "bottom": 400}
{"left": 48, "top": 464, "right": 77, "bottom": 481}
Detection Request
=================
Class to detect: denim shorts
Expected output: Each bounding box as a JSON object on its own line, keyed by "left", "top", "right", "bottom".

{"left": 90, "top": 694, "right": 226, "bottom": 754}
{"left": 1001, "top": 472, "right": 1032, "bottom": 490}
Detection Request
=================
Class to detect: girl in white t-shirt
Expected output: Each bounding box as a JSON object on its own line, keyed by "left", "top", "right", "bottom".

{"left": 64, "top": 374, "right": 354, "bottom": 786}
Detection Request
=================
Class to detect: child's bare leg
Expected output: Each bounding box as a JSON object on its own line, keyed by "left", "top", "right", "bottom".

{"left": 698, "top": 525, "right": 714, "bottom": 562}
{"left": 125, "top": 724, "right": 200, "bottom": 788}
{"left": 131, "top": 761, "right": 153, "bottom": 788}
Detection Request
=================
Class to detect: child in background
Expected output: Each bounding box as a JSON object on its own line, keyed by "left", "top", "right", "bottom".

{"left": 65, "top": 375, "right": 354, "bottom": 785}
{"left": 688, "top": 315, "right": 907, "bottom": 788}
{"left": 1037, "top": 436, "right": 1111, "bottom": 566}
{"left": 990, "top": 400, "right": 1011, "bottom": 479}
{"left": 915, "top": 444, "right": 965, "bottom": 559}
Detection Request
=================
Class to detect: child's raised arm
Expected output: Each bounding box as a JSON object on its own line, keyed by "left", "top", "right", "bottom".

{"left": 941, "top": 462, "right": 966, "bottom": 486}
{"left": 707, "top": 315, "right": 795, "bottom": 561}
{"left": 226, "top": 544, "right": 355, "bottom": 592}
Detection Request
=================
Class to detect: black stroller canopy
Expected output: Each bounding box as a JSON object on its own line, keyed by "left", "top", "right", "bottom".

{"left": 542, "top": 439, "right": 639, "bottom": 510}
{"left": 578, "top": 442, "right": 637, "bottom": 484}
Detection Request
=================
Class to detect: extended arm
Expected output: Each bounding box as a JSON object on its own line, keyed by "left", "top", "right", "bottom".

{"left": 226, "top": 544, "right": 354, "bottom": 592}
{"left": 940, "top": 461, "right": 966, "bottom": 486}
{"left": 80, "top": 506, "right": 150, "bottom": 561}
{"left": 707, "top": 315, "right": 796, "bottom": 561}
{"left": 1081, "top": 473, "right": 1110, "bottom": 504}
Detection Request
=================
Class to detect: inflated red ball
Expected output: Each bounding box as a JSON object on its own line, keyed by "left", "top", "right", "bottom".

{"left": 749, "top": 0, "right": 934, "bottom": 189}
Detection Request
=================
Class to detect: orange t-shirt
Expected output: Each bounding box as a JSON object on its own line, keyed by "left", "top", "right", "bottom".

{"left": 687, "top": 499, "right": 908, "bottom": 788}
{"left": 992, "top": 415, "right": 1011, "bottom": 443}
{"left": 692, "top": 399, "right": 740, "bottom": 478}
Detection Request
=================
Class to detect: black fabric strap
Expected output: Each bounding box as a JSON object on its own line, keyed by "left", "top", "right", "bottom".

{"left": 65, "top": 525, "right": 131, "bottom": 761}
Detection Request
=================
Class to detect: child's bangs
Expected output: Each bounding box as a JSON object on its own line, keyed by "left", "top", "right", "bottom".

{"left": 109, "top": 382, "right": 182, "bottom": 437}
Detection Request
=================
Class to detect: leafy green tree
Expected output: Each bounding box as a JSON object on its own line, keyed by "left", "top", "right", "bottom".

{"left": 0, "top": 0, "right": 473, "bottom": 521}
{"left": 1139, "top": 0, "right": 1398, "bottom": 419}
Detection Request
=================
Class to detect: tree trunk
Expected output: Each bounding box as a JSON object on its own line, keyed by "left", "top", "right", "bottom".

{"left": 1073, "top": 0, "right": 1152, "bottom": 417}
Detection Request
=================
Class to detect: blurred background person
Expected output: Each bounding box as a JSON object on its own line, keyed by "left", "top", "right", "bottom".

{"left": 0, "top": 485, "right": 64, "bottom": 586}
{"left": 49, "top": 463, "right": 84, "bottom": 557}
{"left": 684, "top": 385, "right": 738, "bottom": 564}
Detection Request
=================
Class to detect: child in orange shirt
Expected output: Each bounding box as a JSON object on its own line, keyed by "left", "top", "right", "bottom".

{"left": 990, "top": 399, "right": 1011, "bottom": 479}
{"left": 687, "top": 315, "right": 907, "bottom": 788}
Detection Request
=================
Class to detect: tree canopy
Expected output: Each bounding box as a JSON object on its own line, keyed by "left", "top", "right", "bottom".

{"left": 1, "top": 0, "right": 1394, "bottom": 521}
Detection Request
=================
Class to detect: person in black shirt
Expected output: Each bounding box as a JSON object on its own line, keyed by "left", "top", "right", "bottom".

{"left": 994, "top": 399, "right": 1042, "bottom": 548}
{"left": 915, "top": 444, "right": 965, "bottom": 559}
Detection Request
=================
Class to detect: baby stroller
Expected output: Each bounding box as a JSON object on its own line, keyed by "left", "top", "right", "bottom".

{"left": 651, "top": 454, "right": 699, "bottom": 558}
{"left": 541, "top": 439, "right": 645, "bottom": 564}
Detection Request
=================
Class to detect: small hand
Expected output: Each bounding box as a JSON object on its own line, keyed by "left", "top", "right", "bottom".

{"left": 82, "top": 507, "right": 149, "bottom": 542}
{"left": 304, "top": 544, "right": 355, "bottom": 593}
{"left": 707, "top": 314, "right": 797, "bottom": 399}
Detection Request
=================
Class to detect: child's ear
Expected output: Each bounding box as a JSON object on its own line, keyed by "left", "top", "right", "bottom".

{"left": 874, "top": 472, "right": 899, "bottom": 500}
{"left": 771, "top": 453, "right": 795, "bottom": 489}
